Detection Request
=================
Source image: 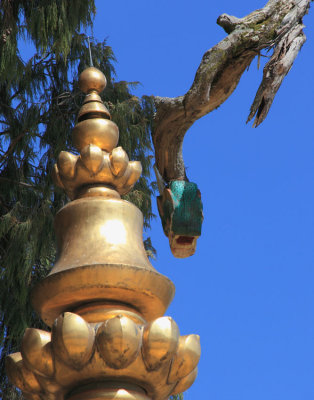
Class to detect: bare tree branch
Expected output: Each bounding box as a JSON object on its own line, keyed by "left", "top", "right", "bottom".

{"left": 152, "top": 0, "right": 311, "bottom": 182}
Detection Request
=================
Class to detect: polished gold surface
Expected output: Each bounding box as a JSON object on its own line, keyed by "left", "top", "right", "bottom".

{"left": 68, "top": 383, "right": 150, "bottom": 400}
{"left": 52, "top": 198, "right": 155, "bottom": 273}
{"left": 80, "top": 143, "right": 105, "bottom": 174}
{"left": 54, "top": 143, "right": 142, "bottom": 199}
{"left": 57, "top": 151, "right": 78, "bottom": 180}
{"left": 7, "top": 66, "right": 201, "bottom": 400}
{"left": 21, "top": 329, "right": 54, "bottom": 378}
{"left": 8, "top": 312, "right": 199, "bottom": 400}
{"left": 72, "top": 119, "right": 119, "bottom": 152}
{"left": 142, "top": 317, "right": 179, "bottom": 371}
{"left": 109, "top": 146, "right": 129, "bottom": 177}
{"left": 168, "top": 334, "right": 201, "bottom": 384}
{"left": 79, "top": 67, "right": 107, "bottom": 94}
{"left": 52, "top": 66, "right": 142, "bottom": 199}
{"left": 73, "top": 303, "right": 146, "bottom": 325}
{"left": 31, "top": 197, "right": 175, "bottom": 326}
{"left": 76, "top": 185, "right": 120, "bottom": 199}
{"left": 6, "top": 352, "right": 42, "bottom": 394}
{"left": 171, "top": 367, "right": 198, "bottom": 395}
{"left": 78, "top": 92, "right": 111, "bottom": 121}
{"left": 96, "top": 315, "right": 141, "bottom": 369}
{"left": 52, "top": 313, "right": 95, "bottom": 369}
{"left": 31, "top": 264, "right": 175, "bottom": 327}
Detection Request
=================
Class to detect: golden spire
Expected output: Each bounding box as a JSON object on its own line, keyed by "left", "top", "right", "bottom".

{"left": 6, "top": 67, "right": 200, "bottom": 400}
{"left": 52, "top": 66, "right": 141, "bottom": 200}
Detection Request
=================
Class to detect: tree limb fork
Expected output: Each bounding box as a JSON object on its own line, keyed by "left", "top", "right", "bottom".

{"left": 152, "top": 0, "right": 311, "bottom": 182}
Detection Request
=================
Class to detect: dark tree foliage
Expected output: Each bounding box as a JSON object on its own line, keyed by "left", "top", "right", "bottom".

{"left": 170, "top": 395, "right": 184, "bottom": 400}
{"left": 0, "top": 1, "right": 156, "bottom": 398}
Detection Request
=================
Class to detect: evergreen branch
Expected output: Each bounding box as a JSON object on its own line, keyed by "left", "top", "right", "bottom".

{"left": 0, "top": 9, "right": 155, "bottom": 397}
{"left": 0, "top": 132, "right": 26, "bottom": 164}
{"left": 0, "top": 194, "right": 10, "bottom": 212}
{"left": 0, "top": 177, "right": 39, "bottom": 190}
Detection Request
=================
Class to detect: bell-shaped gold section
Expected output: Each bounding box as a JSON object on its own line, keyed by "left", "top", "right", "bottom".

{"left": 7, "top": 66, "right": 200, "bottom": 400}
{"left": 32, "top": 67, "right": 175, "bottom": 327}
{"left": 32, "top": 196, "right": 175, "bottom": 327}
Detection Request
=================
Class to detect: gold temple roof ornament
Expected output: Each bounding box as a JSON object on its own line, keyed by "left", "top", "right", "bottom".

{"left": 52, "top": 67, "right": 142, "bottom": 200}
{"left": 6, "top": 67, "right": 201, "bottom": 400}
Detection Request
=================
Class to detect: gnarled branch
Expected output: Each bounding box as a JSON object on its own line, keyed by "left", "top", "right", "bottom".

{"left": 152, "top": 0, "right": 311, "bottom": 182}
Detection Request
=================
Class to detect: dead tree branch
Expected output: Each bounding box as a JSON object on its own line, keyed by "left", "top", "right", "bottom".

{"left": 152, "top": 0, "right": 311, "bottom": 182}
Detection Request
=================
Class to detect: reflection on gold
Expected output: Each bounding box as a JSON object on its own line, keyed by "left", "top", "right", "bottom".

{"left": 68, "top": 382, "right": 150, "bottom": 400}
{"left": 6, "top": 66, "right": 201, "bottom": 400}
{"left": 100, "top": 219, "right": 127, "bottom": 245}
{"left": 7, "top": 312, "right": 200, "bottom": 400}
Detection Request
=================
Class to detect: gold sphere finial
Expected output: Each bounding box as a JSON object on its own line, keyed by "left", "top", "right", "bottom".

{"left": 79, "top": 67, "right": 107, "bottom": 94}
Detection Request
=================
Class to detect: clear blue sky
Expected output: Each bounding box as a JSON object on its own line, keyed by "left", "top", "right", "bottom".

{"left": 93, "top": 2, "right": 314, "bottom": 399}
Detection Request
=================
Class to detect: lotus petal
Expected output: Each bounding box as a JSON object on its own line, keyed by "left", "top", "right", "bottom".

{"left": 52, "top": 312, "right": 94, "bottom": 369}
{"left": 168, "top": 335, "right": 200, "bottom": 383}
{"left": 142, "top": 316, "right": 179, "bottom": 371}
{"left": 96, "top": 315, "right": 141, "bottom": 369}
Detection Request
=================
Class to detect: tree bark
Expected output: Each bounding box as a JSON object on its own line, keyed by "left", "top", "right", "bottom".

{"left": 152, "top": 0, "right": 311, "bottom": 182}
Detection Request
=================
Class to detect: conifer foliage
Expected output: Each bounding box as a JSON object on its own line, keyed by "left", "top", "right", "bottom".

{"left": 0, "top": 1, "right": 156, "bottom": 397}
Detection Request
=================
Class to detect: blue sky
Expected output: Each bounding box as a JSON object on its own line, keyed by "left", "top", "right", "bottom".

{"left": 91, "top": 1, "right": 314, "bottom": 399}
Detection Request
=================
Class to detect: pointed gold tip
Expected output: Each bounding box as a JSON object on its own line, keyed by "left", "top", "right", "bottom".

{"left": 79, "top": 67, "right": 107, "bottom": 94}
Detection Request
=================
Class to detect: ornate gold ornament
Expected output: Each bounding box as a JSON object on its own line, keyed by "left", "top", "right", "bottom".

{"left": 6, "top": 67, "right": 201, "bottom": 400}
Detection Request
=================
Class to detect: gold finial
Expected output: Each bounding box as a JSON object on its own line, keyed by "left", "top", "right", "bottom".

{"left": 52, "top": 67, "right": 142, "bottom": 199}
{"left": 77, "top": 67, "right": 111, "bottom": 123}
{"left": 78, "top": 67, "right": 107, "bottom": 94}
{"left": 7, "top": 65, "right": 200, "bottom": 400}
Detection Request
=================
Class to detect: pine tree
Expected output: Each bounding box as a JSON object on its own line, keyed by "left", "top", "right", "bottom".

{"left": 3, "top": 1, "right": 307, "bottom": 398}
{"left": 0, "top": 1, "right": 156, "bottom": 397}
